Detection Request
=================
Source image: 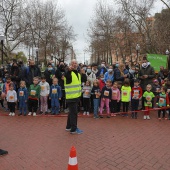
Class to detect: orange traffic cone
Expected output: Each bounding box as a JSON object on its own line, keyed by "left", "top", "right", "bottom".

{"left": 68, "top": 146, "right": 78, "bottom": 170}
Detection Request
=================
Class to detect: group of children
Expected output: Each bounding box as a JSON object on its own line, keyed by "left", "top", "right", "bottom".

{"left": 0, "top": 76, "right": 61, "bottom": 116}
{"left": 82, "top": 76, "right": 170, "bottom": 120}
{"left": 0, "top": 74, "right": 170, "bottom": 120}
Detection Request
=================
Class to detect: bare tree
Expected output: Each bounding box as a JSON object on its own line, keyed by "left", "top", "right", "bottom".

{"left": 0, "top": 0, "right": 27, "bottom": 62}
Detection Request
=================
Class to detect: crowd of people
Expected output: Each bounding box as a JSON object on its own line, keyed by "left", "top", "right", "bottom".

{"left": 0, "top": 56, "right": 170, "bottom": 121}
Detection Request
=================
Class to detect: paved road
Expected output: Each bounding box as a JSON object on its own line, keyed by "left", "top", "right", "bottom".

{"left": 0, "top": 112, "right": 170, "bottom": 170}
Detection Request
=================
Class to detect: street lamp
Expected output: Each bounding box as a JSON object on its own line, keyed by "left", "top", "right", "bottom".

{"left": 166, "top": 49, "right": 170, "bottom": 69}
{"left": 136, "top": 44, "right": 140, "bottom": 62}
{"left": 0, "top": 35, "right": 5, "bottom": 64}
{"left": 84, "top": 52, "right": 85, "bottom": 64}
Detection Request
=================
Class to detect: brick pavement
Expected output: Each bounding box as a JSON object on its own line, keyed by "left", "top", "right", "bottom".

{"left": 0, "top": 111, "right": 170, "bottom": 170}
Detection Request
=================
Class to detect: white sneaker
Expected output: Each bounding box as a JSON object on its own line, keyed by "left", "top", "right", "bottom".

{"left": 87, "top": 112, "right": 89, "bottom": 116}
{"left": 143, "top": 115, "right": 147, "bottom": 120}
{"left": 33, "top": 112, "right": 36, "bottom": 116}
{"left": 147, "top": 115, "right": 150, "bottom": 120}
{"left": 12, "top": 112, "right": 15, "bottom": 116}
{"left": 83, "top": 112, "right": 86, "bottom": 115}
{"left": 9, "top": 112, "right": 12, "bottom": 116}
{"left": 28, "top": 112, "right": 32, "bottom": 116}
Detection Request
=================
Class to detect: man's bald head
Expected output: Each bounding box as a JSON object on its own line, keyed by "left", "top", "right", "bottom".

{"left": 71, "top": 59, "right": 78, "bottom": 70}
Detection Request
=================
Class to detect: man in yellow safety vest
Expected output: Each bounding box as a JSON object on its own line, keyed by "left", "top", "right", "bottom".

{"left": 64, "top": 59, "right": 83, "bottom": 134}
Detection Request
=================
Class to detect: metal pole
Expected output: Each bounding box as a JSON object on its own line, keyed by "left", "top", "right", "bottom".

{"left": 1, "top": 40, "right": 3, "bottom": 64}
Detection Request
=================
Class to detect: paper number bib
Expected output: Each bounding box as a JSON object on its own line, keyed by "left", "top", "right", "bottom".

{"left": 134, "top": 90, "right": 139, "bottom": 98}
{"left": 122, "top": 90, "right": 128, "bottom": 96}
{"left": 159, "top": 98, "right": 164, "bottom": 104}
{"left": 19, "top": 91, "right": 24, "bottom": 96}
{"left": 104, "top": 90, "right": 109, "bottom": 96}
{"left": 52, "top": 89, "right": 57, "bottom": 94}
{"left": 146, "top": 96, "right": 151, "bottom": 101}
{"left": 112, "top": 90, "right": 117, "bottom": 97}
{"left": 31, "top": 90, "right": 36, "bottom": 96}
{"left": 41, "top": 86, "right": 45, "bottom": 91}
{"left": 9, "top": 96, "right": 14, "bottom": 100}
{"left": 85, "top": 90, "right": 89, "bottom": 95}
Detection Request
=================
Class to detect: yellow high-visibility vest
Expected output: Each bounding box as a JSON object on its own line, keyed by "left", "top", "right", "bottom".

{"left": 64, "top": 71, "right": 81, "bottom": 99}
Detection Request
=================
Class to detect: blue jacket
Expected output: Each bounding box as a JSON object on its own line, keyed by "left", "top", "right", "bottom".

{"left": 49, "top": 84, "right": 62, "bottom": 99}
{"left": 104, "top": 72, "right": 114, "bottom": 83}
{"left": 17, "top": 87, "right": 28, "bottom": 101}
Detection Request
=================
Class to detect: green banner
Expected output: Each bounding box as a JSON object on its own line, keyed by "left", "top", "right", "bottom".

{"left": 147, "top": 54, "right": 168, "bottom": 72}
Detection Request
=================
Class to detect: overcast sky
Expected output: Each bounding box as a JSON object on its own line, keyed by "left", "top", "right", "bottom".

{"left": 58, "top": 0, "right": 165, "bottom": 63}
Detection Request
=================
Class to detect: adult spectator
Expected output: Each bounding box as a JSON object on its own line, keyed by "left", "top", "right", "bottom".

{"left": 139, "top": 56, "right": 155, "bottom": 91}
{"left": 139, "top": 56, "right": 155, "bottom": 109}
{"left": 44, "top": 63, "right": 55, "bottom": 86}
{"left": 10, "top": 62, "right": 21, "bottom": 89}
{"left": 157, "top": 66, "right": 164, "bottom": 79}
{"left": 86, "top": 65, "right": 96, "bottom": 87}
{"left": 104, "top": 65, "right": 114, "bottom": 83}
{"left": 91, "top": 63, "right": 98, "bottom": 76}
{"left": 18, "top": 60, "right": 26, "bottom": 81}
{"left": 23, "top": 60, "right": 41, "bottom": 87}
{"left": 65, "top": 59, "right": 83, "bottom": 134}
{"left": 96, "top": 61, "right": 107, "bottom": 78}
{"left": 114, "top": 63, "right": 128, "bottom": 82}
{"left": 55, "top": 61, "right": 64, "bottom": 81}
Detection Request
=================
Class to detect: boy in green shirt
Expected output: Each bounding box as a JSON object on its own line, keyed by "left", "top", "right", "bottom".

{"left": 143, "top": 84, "right": 155, "bottom": 120}
{"left": 28, "top": 77, "right": 40, "bottom": 116}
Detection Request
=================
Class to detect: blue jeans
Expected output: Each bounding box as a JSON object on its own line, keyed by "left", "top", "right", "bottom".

{"left": 93, "top": 99, "right": 99, "bottom": 116}
{"left": 19, "top": 100, "right": 27, "bottom": 115}
{"left": 51, "top": 98, "right": 60, "bottom": 114}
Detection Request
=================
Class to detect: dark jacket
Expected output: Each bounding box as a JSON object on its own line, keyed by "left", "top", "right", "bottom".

{"left": 139, "top": 65, "right": 155, "bottom": 90}
{"left": 44, "top": 68, "right": 55, "bottom": 86}
{"left": 23, "top": 66, "right": 41, "bottom": 87}
{"left": 114, "top": 68, "right": 124, "bottom": 82}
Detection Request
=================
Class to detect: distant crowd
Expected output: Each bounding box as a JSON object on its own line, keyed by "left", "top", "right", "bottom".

{"left": 0, "top": 56, "right": 170, "bottom": 120}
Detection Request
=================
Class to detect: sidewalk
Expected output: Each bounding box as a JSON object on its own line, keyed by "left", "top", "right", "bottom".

{"left": 0, "top": 111, "right": 170, "bottom": 170}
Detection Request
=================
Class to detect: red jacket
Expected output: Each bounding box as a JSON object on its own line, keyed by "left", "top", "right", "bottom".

{"left": 131, "top": 86, "right": 143, "bottom": 99}
{"left": 99, "top": 79, "right": 105, "bottom": 91}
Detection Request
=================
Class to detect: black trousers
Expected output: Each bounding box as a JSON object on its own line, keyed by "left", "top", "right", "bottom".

{"left": 110, "top": 100, "right": 117, "bottom": 113}
{"left": 117, "top": 101, "right": 121, "bottom": 112}
{"left": 0, "top": 100, "right": 4, "bottom": 107}
{"left": 83, "top": 98, "right": 90, "bottom": 112}
{"left": 8, "top": 102, "right": 16, "bottom": 112}
{"left": 122, "top": 102, "right": 129, "bottom": 112}
{"left": 131, "top": 99, "right": 139, "bottom": 117}
{"left": 66, "top": 100, "right": 79, "bottom": 132}
{"left": 28, "top": 99, "right": 38, "bottom": 112}
{"left": 158, "top": 109, "right": 165, "bottom": 118}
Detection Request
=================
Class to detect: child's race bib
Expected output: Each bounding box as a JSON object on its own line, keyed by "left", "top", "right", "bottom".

{"left": 167, "top": 89, "right": 170, "bottom": 93}
{"left": 85, "top": 90, "right": 90, "bottom": 95}
{"left": 122, "top": 90, "right": 128, "bottom": 96}
{"left": 31, "top": 90, "right": 36, "bottom": 96}
{"left": 134, "top": 90, "right": 139, "bottom": 98}
{"left": 9, "top": 95, "right": 14, "bottom": 100}
{"left": 52, "top": 89, "right": 57, "bottom": 94}
{"left": 159, "top": 98, "right": 164, "bottom": 104}
{"left": 156, "top": 88, "right": 160, "bottom": 92}
{"left": 104, "top": 90, "right": 109, "bottom": 96}
{"left": 41, "top": 86, "right": 45, "bottom": 91}
{"left": 146, "top": 96, "right": 151, "bottom": 101}
{"left": 19, "top": 91, "right": 24, "bottom": 96}
{"left": 112, "top": 90, "right": 117, "bottom": 97}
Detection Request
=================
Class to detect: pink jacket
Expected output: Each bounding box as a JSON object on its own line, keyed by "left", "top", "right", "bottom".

{"left": 111, "top": 87, "right": 120, "bottom": 101}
